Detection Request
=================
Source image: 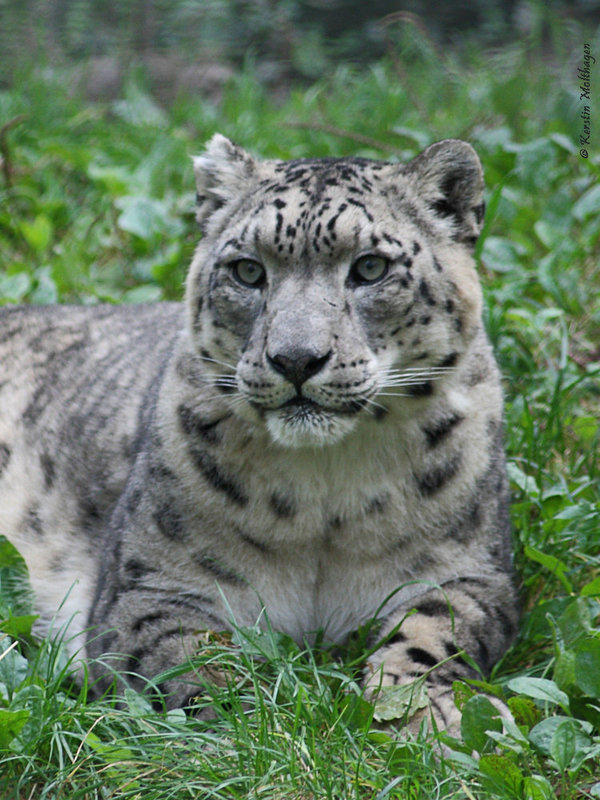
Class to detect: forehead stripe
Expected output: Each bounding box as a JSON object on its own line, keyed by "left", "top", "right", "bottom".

{"left": 347, "top": 198, "right": 374, "bottom": 223}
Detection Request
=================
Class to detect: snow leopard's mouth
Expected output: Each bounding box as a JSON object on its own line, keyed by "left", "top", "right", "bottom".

{"left": 280, "top": 397, "right": 319, "bottom": 410}
{"left": 280, "top": 395, "right": 364, "bottom": 416}
{"left": 246, "top": 395, "right": 366, "bottom": 447}
{"left": 255, "top": 394, "right": 365, "bottom": 448}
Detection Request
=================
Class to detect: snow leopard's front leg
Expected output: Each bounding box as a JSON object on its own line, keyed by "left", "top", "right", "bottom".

{"left": 87, "top": 577, "right": 225, "bottom": 707}
{"left": 85, "top": 503, "right": 231, "bottom": 708}
{"left": 364, "top": 574, "right": 519, "bottom": 736}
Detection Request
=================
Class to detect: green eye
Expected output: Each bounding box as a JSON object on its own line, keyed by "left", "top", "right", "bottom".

{"left": 351, "top": 255, "right": 389, "bottom": 285}
{"left": 232, "top": 259, "right": 266, "bottom": 288}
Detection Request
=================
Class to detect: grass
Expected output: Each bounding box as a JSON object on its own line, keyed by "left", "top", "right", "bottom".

{"left": 1, "top": 18, "right": 600, "bottom": 799}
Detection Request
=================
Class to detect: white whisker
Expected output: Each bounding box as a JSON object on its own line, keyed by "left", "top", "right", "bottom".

{"left": 361, "top": 396, "right": 389, "bottom": 415}
{"left": 376, "top": 366, "right": 455, "bottom": 390}
{"left": 379, "top": 379, "right": 441, "bottom": 387}
{"left": 227, "top": 396, "right": 247, "bottom": 411}
{"left": 197, "top": 354, "right": 238, "bottom": 372}
{"left": 213, "top": 377, "right": 239, "bottom": 385}
{"left": 381, "top": 367, "right": 455, "bottom": 377}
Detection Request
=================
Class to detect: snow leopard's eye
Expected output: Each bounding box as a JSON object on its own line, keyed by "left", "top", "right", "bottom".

{"left": 231, "top": 259, "right": 266, "bottom": 288}
{"left": 349, "top": 255, "right": 389, "bottom": 285}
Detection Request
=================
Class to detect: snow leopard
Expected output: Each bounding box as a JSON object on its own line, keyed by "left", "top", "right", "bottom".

{"left": 0, "top": 134, "right": 518, "bottom": 734}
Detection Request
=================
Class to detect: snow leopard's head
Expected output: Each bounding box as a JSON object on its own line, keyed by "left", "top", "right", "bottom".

{"left": 187, "top": 135, "right": 485, "bottom": 448}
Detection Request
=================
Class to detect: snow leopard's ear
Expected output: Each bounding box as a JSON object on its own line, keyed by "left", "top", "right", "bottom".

{"left": 192, "top": 134, "right": 258, "bottom": 230}
{"left": 407, "top": 139, "right": 485, "bottom": 247}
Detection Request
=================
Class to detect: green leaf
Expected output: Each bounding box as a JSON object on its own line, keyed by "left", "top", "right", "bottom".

{"left": 550, "top": 133, "right": 578, "bottom": 154}
{"left": 116, "top": 195, "right": 166, "bottom": 240}
{"left": 460, "top": 695, "right": 503, "bottom": 753}
{"left": 391, "top": 127, "right": 430, "bottom": 148}
{"left": 0, "top": 614, "right": 38, "bottom": 639}
{"left": 572, "top": 415, "right": 599, "bottom": 442}
{"left": 522, "top": 774, "right": 556, "bottom": 800}
{"left": 523, "top": 546, "right": 572, "bottom": 593}
{"left": 165, "top": 707, "right": 187, "bottom": 726}
{"left": 86, "top": 731, "right": 135, "bottom": 762}
{"left": 0, "top": 272, "right": 32, "bottom": 303}
{"left": 452, "top": 680, "right": 476, "bottom": 712}
{"left": 507, "top": 464, "right": 540, "bottom": 499}
{"left": 231, "top": 625, "right": 292, "bottom": 661}
{"left": 8, "top": 684, "right": 45, "bottom": 752}
{"left": 508, "top": 137, "right": 557, "bottom": 191}
{"left": 478, "top": 754, "right": 524, "bottom": 796}
{"left": 112, "top": 84, "right": 169, "bottom": 128}
{"left": 124, "top": 687, "right": 155, "bottom": 717}
{"left": 0, "top": 537, "right": 30, "bottom": 571}
{"left": 557, "top": 598, "right": 593, "bottom": 648}
{"left": 30, "top": 266, "right": 59, "bottom": 305}
{"left": 519, "top": 597, "right": 573, "bottom": 642}
{"left": 0, "top": 708, "right": 29, "bottom": 749}
{"left": 372, "top": 679, "right": 429, "bottom": 723}
{"left": 528, "top": 717, "right": 561, "bottom": 755}
{"left": 19, "top": 214, "right": 53, "bottom": 254}
{"left": 367, "top": 730, "right": 394, "bottom": 746}
{"left": 507, "top": 677, "right": 570, "bottom": 712}
{"left": 553, "top": 501, "right": 597, "bottom": 522}
{"left": 553, "top": 650, "right": 576, "bottom": 692}
{"left": 481, "top": 236, "right": 524, "bottom": 273}
{"left": 0, "top": 535, "right": 35, "bottom": 617}
{"left": 507, "top": 695, "right": 539, "bottom": 728}
{"left": 573, "top": 184, "right": 600, "bottom": 221}
{"left": 534, "top": 220, "right": 562, "bottom": 249}
{"left": 88, "top": 163, "right": 137, "bottom": 195}
{"left": 574, "top": 639, "right": 600, "bottom": 697}
{"left": 122, "top": 285, "right": 162, "bottom": 304}
{"left": 581, "top": 577, "right": 600, "bottom": 597}
{"left": 339, "top": 694, "right": 374, "bottom": 730}
{"left": 0, "top": 638, "right": 29, "bottom": 697}
{"left": 115, "top": 195, "right": 184, "bottom": 241}
{"left": 528, "top": 716, "right": 590, "bottom": 757}
{"left": 549, "top": 719, "right": 576, "bottom": 771}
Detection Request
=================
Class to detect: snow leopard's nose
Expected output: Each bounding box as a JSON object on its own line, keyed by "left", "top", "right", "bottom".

{"left": 267, "top": 348, "right": 332, "bottom": 390}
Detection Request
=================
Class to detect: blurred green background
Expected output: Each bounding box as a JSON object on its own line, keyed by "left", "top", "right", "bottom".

{"left": 2, "top": 0, "right": 600, "bottom": 97}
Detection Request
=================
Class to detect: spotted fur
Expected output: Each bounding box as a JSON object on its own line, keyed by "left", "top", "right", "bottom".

{"left": 0, "top": 135, "right": 518, "bottom": 733}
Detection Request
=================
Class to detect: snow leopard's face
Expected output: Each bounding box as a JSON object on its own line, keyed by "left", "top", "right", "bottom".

{"left": 187, "top": 136, "right": 485, "bottom": 448}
